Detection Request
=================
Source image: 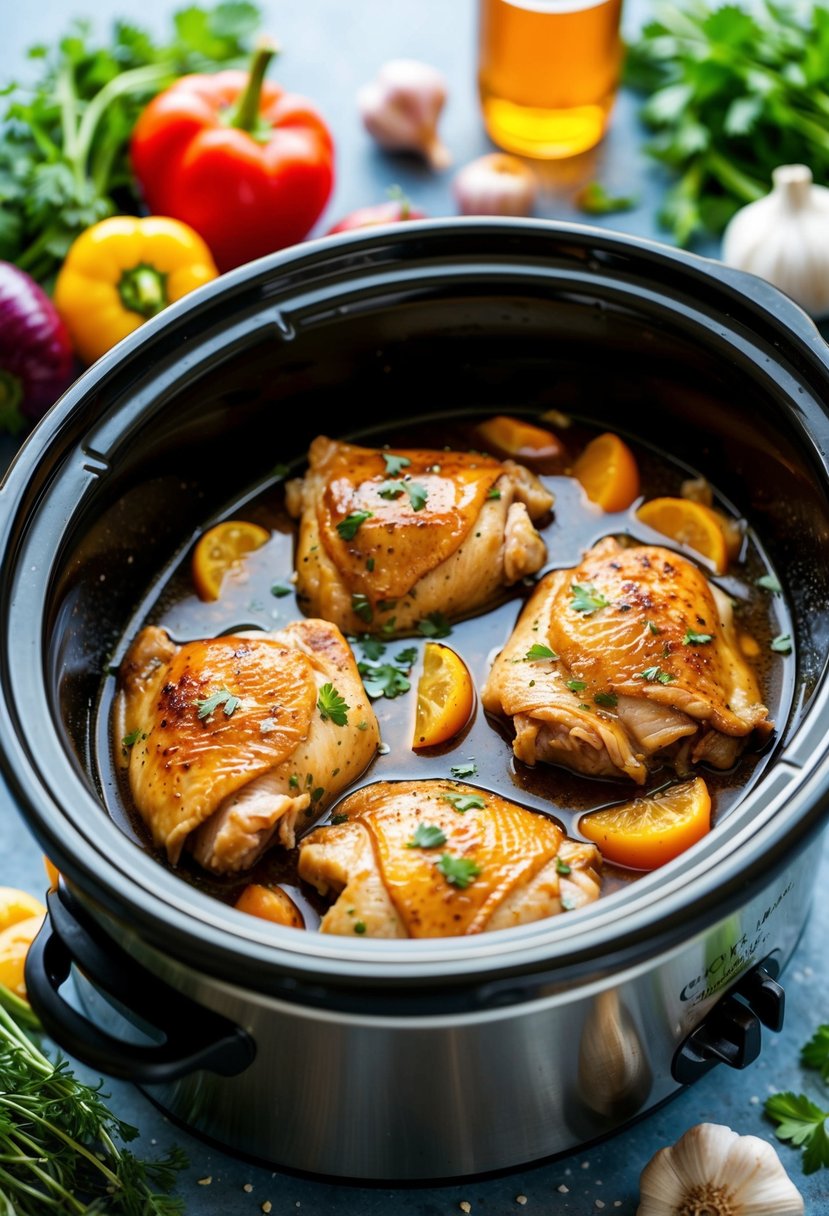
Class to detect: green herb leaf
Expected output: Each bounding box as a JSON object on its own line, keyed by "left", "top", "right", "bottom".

{"left": 636, "top": 666, "right": 676, "bottom": 684}
{"left": 359, "top": 661, "right": 411, "bottom": 700}
{"left": 418, "top": 611, "right": 452, "bottom": 638}
{"left": 354, "top": 920, "right": 367, "bottom": 934}
{"left": 647, "top": 620, "right": 661, "bottom": 635}
{"left": 359, "top": 635, "right": 387, "bottom": 661}
{"left": 437, "top": 853, "right": 482, "bottom": 889}
{"left": 486, "top": 487, "right": 502, "bottom": 500}
{"left": 377, "top": 479, "right": 404, "bottom": 500}
{"left": 771, "top": 633, "right": 793, "bottom": 654}
{"left": 407, "top": 823, "right": 447, "bottom": 849}
{"left": 317, "top": 682, "right": 349, "bottom": 726}
{"left": 121, "top": 727, "right": 142, "bottom": 749}
{"left": 450, "top": 760, "right": 478, "bottom": 779}
{"left": 802, "top": 1024, "right": 829, "bottom": 1082}
{"left": 683, "top": 629, "right": 713, "bottom": 645}
{"left": 351, "top": 592, "right": 373, "bottom": 623}
{"left": 566, "top": 679, "right": 587, "bottom": 693}
{"left": 336, "top": 510, "right": 374, "bottom": 540}
{"left": 383, "top": 452, "right": 411, "bottom": 477}
{"left": 756, "top": 573, "right": 782, "bottom": 593}
{"left": 555, "top": 857, "right": 571, "bottom": 875}
{"left": 571, "top": 583, "right": 609, "bottom": 614}
{"left": 575, "top": 181, "right": 637, "bottom": 215}
{"left": 197, "top": 686, "right": 241, "bottom": 719}
{"left": 395, "top": 646, "right": 418, "bottom": 667}
{"left": 765, "top": 1091, "right": 829, "bottom": 1174}
{"left": 330, "top": 813, "right": 349, "bottom": 825}
{"left": 271, "top": 581, "right": 292, "bottom": 598}
{"left": 404, "top": 481, "right": 428, "bottom": 510}
{"left": 525, "top": 644, "right": 558, "bottom": 661}
{"left": 593, "top": 691, "right": 618, "bottom": 708}
{"left": 440, "top": 792, "right": 486, "bottom": 813}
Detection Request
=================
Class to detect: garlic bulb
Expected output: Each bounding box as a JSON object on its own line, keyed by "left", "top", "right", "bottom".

{"left": 357, "top": 59, "right": 451, "bottom": 170}
{"left": 638, "top": 1122, "right": 804, "bottom": 1216}
{"left": 721, "top": 163, "right": 829, "bottom": 317}
{"left": 453, "top": 153, "right": 537, "bottom": 217}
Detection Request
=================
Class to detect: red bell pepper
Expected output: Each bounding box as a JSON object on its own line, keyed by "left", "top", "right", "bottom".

{"left": 130, "top": 38, "right": 334, "bottom": 272}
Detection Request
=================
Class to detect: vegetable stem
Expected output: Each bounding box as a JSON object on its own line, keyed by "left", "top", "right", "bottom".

{"left": 119, "top": 264, "right": 169, "bottom": 318}
{"left": 73, "top": 62, "right": 175, "bottom": 180}
{"left": 228, "top": 36, "right": 279, "bottom": 134}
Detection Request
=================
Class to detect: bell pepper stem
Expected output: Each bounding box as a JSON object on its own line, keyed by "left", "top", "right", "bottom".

{"left": 229, "top": 36, "right": 279, "bottom": 133}
{"left": 119, "top": 265, "right": 168, "bottom": 319}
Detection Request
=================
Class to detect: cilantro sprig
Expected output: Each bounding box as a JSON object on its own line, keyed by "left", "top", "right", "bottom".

{"left": 317, "top": 683, "right": 349, "bottom": 726}
{"left": 765, "top": 1092, "right": 829, "bottom": 1174}
{"left": 337, "top": 510, "right": 373, "bottom": 540}
{"left": 437, "top": 854, "right": 482, "bottom": 889}
{"left": 382, "top": 453, "right": 412, "bottom": 477}
{"left": 571, "top": 583, "right": 609, "bottom": 615}
{"left": 525, "top": 644, "right": 558, "bottom": 661}
{"left": 440, "top": 792, "right": 486, "bottom": 813}
{"left": 407, "top": 823, "right": 447, "bottom": 850}
{"left": 197, "top": 686, "right": 241, "bottom": 719}
{"left": 353, "top": 636, "right": 416, "bottom": 700}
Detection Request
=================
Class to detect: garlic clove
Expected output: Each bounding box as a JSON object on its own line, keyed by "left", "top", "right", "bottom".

{"left": 453, "top": 153, "right": 538, "bottom": 217}
{"left": 721, "top": 163, "right": 829, "bottom": 318}
{"left": 357, "top": 59, "right": 452, "bottom": 170}
{"left": 637, "top": 1122, "right": 804, "bottom": 1216}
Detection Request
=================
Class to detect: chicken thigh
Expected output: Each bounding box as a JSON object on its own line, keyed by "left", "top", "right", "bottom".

{"left": 117, "top": 619, "right": 379, "bottom": 873}
{"left": 299, "top": 779, "right": 602, "bottom": 937}
{"left": 285, "top": 435, "right": 553, "bottom": 636}
{"left": 482, "top": 538, "right": 771, "bottom": 783}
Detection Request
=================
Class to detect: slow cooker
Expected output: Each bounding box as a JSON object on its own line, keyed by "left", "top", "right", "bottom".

{"left": 2, "top": 219, "right": 828, "bottom": 1180}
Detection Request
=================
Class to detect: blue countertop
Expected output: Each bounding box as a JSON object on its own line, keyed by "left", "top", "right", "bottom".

{"left": 2, "top": 0, "right": 829, "bottom": 1211}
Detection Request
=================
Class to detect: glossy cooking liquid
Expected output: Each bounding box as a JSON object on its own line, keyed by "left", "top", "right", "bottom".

{"left": 477, "top": 0, "right": 624, "bottom": 158}
{"left": 95, "top": 414, "right": 794, "bottom": 931}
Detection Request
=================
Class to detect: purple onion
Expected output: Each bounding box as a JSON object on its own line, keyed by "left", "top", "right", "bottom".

{"left": 0, "top": 261, "right": 75, "bottom": 429}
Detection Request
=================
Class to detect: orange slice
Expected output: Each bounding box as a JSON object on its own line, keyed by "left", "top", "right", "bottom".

{"left": 234, "top": 884, "right": 305, "bottom": 929}
{"left": 571, "top": 431, "right": 640, "bottom": 512}
{"left": 43, "top": 856, "right": 60, "bottom": 892}
{"left": 636, "top": 497, "right": 729, "bottom": 574}
{"left": 412, "top": 642, "right": 475, "bottom": 750}
{"left": 477, "top": 414, "right": 564, "bottom": 461}
{"left": 192, "top": 520, "right": 271, "bottom": 601}
{"left": 579, "top": 776, "right": 711, "bottom": 871}
{"left": 0, "top": 914, "right": 45, "bottom": 998}
{"left": 0, "top": 887, "right": 46, "bottom": 933}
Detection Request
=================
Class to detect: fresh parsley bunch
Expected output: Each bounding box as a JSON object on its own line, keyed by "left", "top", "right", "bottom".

{"left": 766, "top": 1023, "right": 829, "bottom": 1173}
{"left": 0, "top": 2, "right": 261, "bottom": 287}
{"left": 625, "top": 1, "right": 829, "bottom": 245}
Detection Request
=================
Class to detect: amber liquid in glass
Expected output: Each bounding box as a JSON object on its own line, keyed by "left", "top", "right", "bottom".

{"left": 478, "top": 0, "right": 623, "bottom": 158}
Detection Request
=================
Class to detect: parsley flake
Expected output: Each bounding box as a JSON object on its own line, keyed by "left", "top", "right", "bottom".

{"left": 351, "top": 593, "right": 373, "bottom": 623}
{"left": 437, "top": 853, "right": 482, "bottom": 889}
{"left": 337, "top": 510, "right": 374, "bottom": 540}
{"left": 418, "top": 611, "right": 452, "bottom": 638}
{"left": 571, "top": 583, "right": 609, "bottom": 614}
{"left": 525, "top": 644, "right": 558, "bottom": 661}
{"left": 359, "top": 662, "right": 411, "bottom": 700}
{"left": 353, "top": 921, "right": 367, "bottom": 934}
{"left": 377, "top": 479, "right": 404, "bottom": 500}
{"left": 330, "top": 813, "right": 349, "bottom": 825}
{"left": 593, "top": 691, "right": 618, "bottom": 708}
{"left": 317, "top": 683, "right": 350, "bottom": 726}
{"left": 377, "top": 478, "right": 428, "bottom": 510}
{"left": 271, "top": 581, "right": 292, "bottom": 598}
{"left": 684, "top": 629, "right": 713, "bottom": 645}
{"left": 566, "top": 679, "right": 587, "bottom": 693}
{"left": 121, "top": 728, "right": 142, "bottom": 751}
{"left": 197, "top": 687, "right": 241, "bottom": 720}
{"left": 771, "top": 633, "right": 793, "bottom": 654}
{"left": 486, "top": 487, "right": 502, "bottom": 500}
{"left": 450, "top": 760, "right": 478, "bottom": 779}
{"left": 647, "top": 620, "right": 661, "bottom": 635}
{"left": 441, "top": 792, "right": 486, "bottom": 813}
{"left": 383, "top": 453, "right": 412, "bottom": 477}
{"left": 636, "top": 666, "right": 675, "bottom": 684}
{"left": 555, "top": 857, "right": 571, "bottom": 875}
{"left": 407, "top": 823, "right": 447, "bottom": 850}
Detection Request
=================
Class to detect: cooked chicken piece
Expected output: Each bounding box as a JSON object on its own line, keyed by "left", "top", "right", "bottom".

{"left": 482, "top": 537, "right": 771, "bottom": 784}
{"left": 285, "top": 435, "right": 553, "bottom": 636}
{"left": 117, "top": 619, "right": 379, "bottom": 874}
{"left": 298, "top": 780, "right": 602, "bottom": 937}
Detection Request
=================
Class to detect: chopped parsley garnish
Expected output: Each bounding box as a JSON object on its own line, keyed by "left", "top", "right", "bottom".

{"left": 440, "top": 792, "right": 486, "bottom": 813}
{"left": 271, "top": 581, "right": 292, "bottom": 598}
{"left": 437, "top": 854, "right": 482, "bottom": 889}
{"left": 571, "top": 583, "right": 609, "bottom": 614}
{"left": 756, "top": 573, "right": 782, "bottom": 594}
{"left": 525, "top": 644, "right": 558, "bottom": 661}
{"left": 197, "top": 687, "right": 241, "bottom": 720}
{"left": 330, "top": 813, "right": 349, "bottom": 825}
{"left": 566, "top": 679, "right": 587, "bottom": 693}
{"left": 336, "top": 510, "right": 374, "bottom": 540}
{"left": 360, "top": 663, "right": 411, "bottom": 700}
{"left": 377, "top": 478, "right": 428, "bottom": 510}
{"left": 383, "top": 452, "right": 412, "bottom": 477}
{"left": 486, "top": 487, "right": 501, "bottom": 500}
{"left": 121, "top": 728, "right": 142, "bottom": 751}
{"left": 593, "top": 691, "right": 618, "bottom": 708}
{"left": 366, "top": 557, "right": 375, "bottom": 571}
{"left": 353, "top": 921, "right": 367, "bottom": 935}
{"left": 683, "top": 629, "right": 713, "bottom": 645}
{"left": 351, "top": 593, "right": 373, "bottom": 623}
{"left": 356, "top": 720, "right": 369, "bottom": 731}
{"left": 357, "top": 635, "right": 386, "bottom": 661}
{"left": 395, "top": 647, "right": 418, "bottom": 667}
{"left": 407, "top": 823, "right": 447, "bottom": 850}
{"left": 289, "top": 774, "right": 299, "bottom": 788}
{"left": 636, "top": 666, "right": 676, "bottom": 684}
{"left": 765, "top": 1091, "right": 829, "bottom": 1174}
{"left": 311, "top": 787, "right": 325, "bottom": 803}
{"left": 647, "top": 620, "right": 661, "bottom": 635}
{"left": 450, "top": 760, "right": 478, "bottom": 779}
{"left": 771, "top": 633, "right": 793, "bottom": 654}
{"left": 555, "top": 857, "right": 571, "bottom": 875}
{"left": 317, "top": 683, "right": 350, "bottom": 726}
{"left": 377, "top": 479, "right": 404, "bottom": 500}
{"left": 418, "top": 611, "right": 452, "bottom": 638}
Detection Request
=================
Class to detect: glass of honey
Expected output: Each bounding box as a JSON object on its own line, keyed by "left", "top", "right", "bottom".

{"left": 478, "top": 0, "right": 624, "bottom": 159}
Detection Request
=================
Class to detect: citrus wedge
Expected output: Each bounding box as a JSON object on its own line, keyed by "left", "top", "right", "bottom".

{"left": 571, "top": 431, "right": 640, "bottom": 512}
{"left": 234, "top": 884, "right": 305, "bottom": 929}
{"left": 192, "top": 520, "right": 271, "bottom": 601}
{"left": 0, "top": 887, "right": 46, "bottom": 933}
{"left": 579, "top": 776, "right": 711, "bottom": 870}
{"left": 0, "top": 914, "right": 45, "bottom": 998}
{"left": 412, "top": 642, "right": 475, "bottom": 749}
{"left": 636, "top": 497, "right": 729, "bottom": 574}
{"left": 477, "top": 414, "right": 564, "bottom": 461}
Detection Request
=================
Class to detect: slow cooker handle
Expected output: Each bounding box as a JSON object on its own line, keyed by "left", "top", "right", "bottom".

{"left": 25, "top": 887, "right": 256, "bottom": 1084}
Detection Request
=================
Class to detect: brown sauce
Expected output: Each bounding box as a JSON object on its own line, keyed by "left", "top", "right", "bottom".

{"left": 94, "top": 414, "right": 795, "bottom": 931}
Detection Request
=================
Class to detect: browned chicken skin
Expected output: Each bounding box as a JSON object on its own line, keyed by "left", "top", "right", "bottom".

{"left": 285, "top": 436, "right": 553, "bottom": 635}
{"left": 482, "top": 538, "right": 771, "bottom": 783}
{"left": 117, "top": 620, "right": 379, "bottom": 873}
{"left": 299, "top": 780, "right": 602, "bottom": 937}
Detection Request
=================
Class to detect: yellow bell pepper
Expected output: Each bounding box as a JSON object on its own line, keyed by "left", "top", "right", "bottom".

{"left": 0, "top": 916, "right": 45, "bottom": 999}
{"left": 53, "top": 215, "right": 219, "bottom": 365}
